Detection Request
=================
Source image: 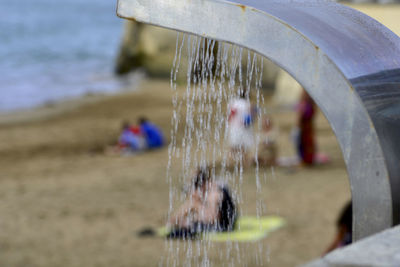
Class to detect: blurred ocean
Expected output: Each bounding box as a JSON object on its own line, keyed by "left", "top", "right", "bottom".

{"left": 0, "top": 0, "right": 127, "bottom": 112}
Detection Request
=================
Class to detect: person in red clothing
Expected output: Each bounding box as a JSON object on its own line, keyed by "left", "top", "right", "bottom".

{"left": 297, "top": 90, "right": 316, "bottom": 165}
{"left": 117, "top": 121, "right": 146, "bottom": 152}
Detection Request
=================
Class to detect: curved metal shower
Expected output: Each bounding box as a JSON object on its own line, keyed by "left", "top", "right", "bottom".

{"left": 117, "top": 0, "right": 400, "bottom": 241}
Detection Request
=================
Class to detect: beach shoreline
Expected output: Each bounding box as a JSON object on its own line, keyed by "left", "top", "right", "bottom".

{"left": 0, "top": 72, "right": 146, "bottom": 126}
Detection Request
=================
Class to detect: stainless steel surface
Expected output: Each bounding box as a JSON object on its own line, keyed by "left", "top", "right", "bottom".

{"left": 117, "top": 0, "right": 400, "bottom": 241}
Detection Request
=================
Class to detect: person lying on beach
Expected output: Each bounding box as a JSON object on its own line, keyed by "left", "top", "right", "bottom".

{"left": 167, "top": 167, "right": 237, "bottom": 239}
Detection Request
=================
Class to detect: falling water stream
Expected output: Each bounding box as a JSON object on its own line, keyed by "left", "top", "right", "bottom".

{"left": 164, "top": 33, "right": 272, "bottom": 266}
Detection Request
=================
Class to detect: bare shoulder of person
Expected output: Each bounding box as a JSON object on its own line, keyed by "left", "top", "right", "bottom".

{"left": 209, "top": 184, "right": 223, "bottom": 202}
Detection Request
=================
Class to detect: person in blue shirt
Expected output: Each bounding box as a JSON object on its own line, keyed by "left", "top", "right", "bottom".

{"left": 138, "top": 117, "right": 164, "bottom": 149}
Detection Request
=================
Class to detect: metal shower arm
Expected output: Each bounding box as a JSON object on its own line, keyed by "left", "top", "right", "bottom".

{"left": 117, "top": 0, "right": 400, "bottom": 241}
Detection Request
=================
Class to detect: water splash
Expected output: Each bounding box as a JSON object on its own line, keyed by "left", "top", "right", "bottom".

{"left": 165, "top": 33, "right": 271, "bottom": 266}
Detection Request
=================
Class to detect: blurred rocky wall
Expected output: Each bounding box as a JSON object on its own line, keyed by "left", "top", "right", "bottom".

{"left": 115, "top": 21, "right": 280, "bottom": 88}
{"left": 115, "top": 22, "right": 178, "bottom": 78}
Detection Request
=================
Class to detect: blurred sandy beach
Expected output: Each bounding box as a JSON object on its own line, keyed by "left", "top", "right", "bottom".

{"left": 0, "top": 79, "right": 350, "bottom": 267}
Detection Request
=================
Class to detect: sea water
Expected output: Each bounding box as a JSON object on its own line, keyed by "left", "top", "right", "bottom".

{"left": 0, "top": 0, "right": 125, "bottom": 112}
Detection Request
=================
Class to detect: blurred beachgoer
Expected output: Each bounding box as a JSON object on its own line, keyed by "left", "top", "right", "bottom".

{"left": 325, "top": 201, "right": 352, "bottom": 254}
{"left": 227, "top": 92, "right": 254, "bottom": 167}
{"left": 297, "top": 90, "right": 316, "bottom": 165}
{"left": 167, "top": 167, "right": 237, "bottom": 239}
{"left": 138, "top": 117, "right": 164, "bottom": 149}
{"left": 118, "top": 121, "right": 147, "bottom": 152}
{"left": 256, "top": 116, "right": 278, "bottom": 166}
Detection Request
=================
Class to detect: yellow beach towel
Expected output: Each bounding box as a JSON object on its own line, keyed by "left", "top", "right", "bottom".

{"left": 158, "top": 216, "right": 285, "bottom": 242}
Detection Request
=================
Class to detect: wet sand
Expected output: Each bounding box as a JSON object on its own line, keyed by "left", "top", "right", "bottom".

{"left": 0, "top": 79, "right": 350, "bottom": 267}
